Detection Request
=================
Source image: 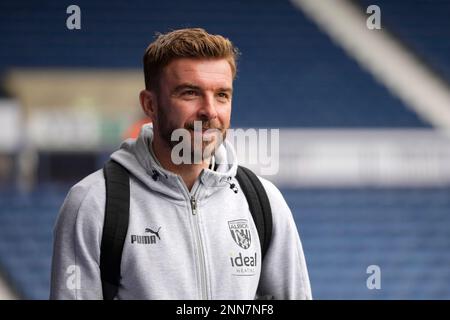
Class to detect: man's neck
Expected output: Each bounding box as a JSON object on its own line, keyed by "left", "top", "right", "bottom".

{"left": 151, "top": 136, "right": 210, "bottom": 192}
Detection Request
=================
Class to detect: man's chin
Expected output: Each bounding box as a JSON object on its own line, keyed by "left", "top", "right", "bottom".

{"left": 166, "top": 127, "right": 226, "bottom": 164}
{"left": 193, "top": 141, "right": 219, "bottom": 159}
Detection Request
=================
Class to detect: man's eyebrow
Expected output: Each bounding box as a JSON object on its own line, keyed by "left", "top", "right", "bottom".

{"left": 217, "top": 87, "right": 233, "bottom": 94}
{"left": 172, "top": 83, "right": 233, "bottom": 94}
{"left": 172, "top": 83, "right": 201, "bottom": 93}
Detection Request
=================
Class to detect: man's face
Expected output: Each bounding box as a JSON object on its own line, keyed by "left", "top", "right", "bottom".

{"left": 152, "top": 58, "right": 233, "bottom": 161}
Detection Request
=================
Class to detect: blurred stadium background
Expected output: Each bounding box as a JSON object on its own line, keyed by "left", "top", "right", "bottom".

{"left": 0, "top": 0, "right": 450, "bottom": 299}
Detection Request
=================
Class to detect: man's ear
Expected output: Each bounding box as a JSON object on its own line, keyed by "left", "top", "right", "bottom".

{"left": 139, "top": 90, "right": 157, "bottom": 120}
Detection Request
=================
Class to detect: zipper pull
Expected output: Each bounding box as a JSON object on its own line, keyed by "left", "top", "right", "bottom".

{"left": 190, "top": 196, "right": 197, "bottom": 215}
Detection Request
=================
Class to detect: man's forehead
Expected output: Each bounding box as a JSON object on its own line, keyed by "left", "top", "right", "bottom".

{"left": 163, "top": 58, "right": 233, "bottom": 86}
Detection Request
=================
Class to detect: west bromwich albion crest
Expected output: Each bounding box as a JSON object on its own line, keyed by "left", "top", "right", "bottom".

{"left": 228, "top": 219, "right": 251, "bottom": 249}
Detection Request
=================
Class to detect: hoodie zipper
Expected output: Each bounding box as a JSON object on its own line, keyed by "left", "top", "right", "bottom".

{"left": 190, "top": 196, "right": 198, "bottom": 215}
{"left": 176, "top": 175, "right": 208, "bottom": 300}
{"left": 190, "top": 196, "right": 208, "bottom": 299}
{"left": 183, "top": 179, "right": 208, "bottom": 300}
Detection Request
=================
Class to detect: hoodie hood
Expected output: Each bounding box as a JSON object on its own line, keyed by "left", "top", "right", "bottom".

{"left": 110, "top": 123, "right": 238, "bottom": 202}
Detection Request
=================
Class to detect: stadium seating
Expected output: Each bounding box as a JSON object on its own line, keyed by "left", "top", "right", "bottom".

{"left": 359, "top": 0, "right": 450, "bottom": 84}
{"left": 1, "top": 186, "right": 450, "bottom": 299}
{"left": 284, "top": 188, "right": 450, "bottom": 299}
{"left": 0, "top": 187, "right": 67, "bottom": 299}
{"left": 0, "top": 0, "right": 439, "bottom": 128}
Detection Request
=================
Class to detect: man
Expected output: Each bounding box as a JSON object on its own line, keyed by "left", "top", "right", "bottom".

{"left": 50, "top": 28, "right": 312, "bottom": 300}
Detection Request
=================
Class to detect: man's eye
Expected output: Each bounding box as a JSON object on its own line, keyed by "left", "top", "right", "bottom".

{"left": 183, "top": 90, "right": 197, "bottom": 96}
{"left": 217, "top": 92, "right": 230, "bottom": 99}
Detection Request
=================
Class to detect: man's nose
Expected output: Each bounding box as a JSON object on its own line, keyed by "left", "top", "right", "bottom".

{"left": 198, "top": 94, "right": 218, "bottom": 120}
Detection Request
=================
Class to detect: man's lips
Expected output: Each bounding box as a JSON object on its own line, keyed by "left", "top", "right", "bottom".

{"left": 188, "top": 127, "right": 222, "bottom": 132}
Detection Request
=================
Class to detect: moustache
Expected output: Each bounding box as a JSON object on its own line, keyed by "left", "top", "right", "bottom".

{"left": 184, "top": 121, "right": 225, "bottom": 131}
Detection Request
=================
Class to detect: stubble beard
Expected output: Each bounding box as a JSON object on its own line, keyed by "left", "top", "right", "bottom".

{"left": 155, "top": 98, "right": 228, "bottom": 164}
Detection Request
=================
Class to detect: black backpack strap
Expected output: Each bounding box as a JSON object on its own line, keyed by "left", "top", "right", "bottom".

{"left": 235, "top": 166, "right": 273, "bottom": 261}
{"left": 100, "top": 160, "right": 130, "bottom": 300}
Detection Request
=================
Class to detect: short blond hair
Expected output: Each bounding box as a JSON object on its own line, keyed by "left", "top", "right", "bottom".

{"left": 143, "top": 28, "right": 239, "bottom": 90}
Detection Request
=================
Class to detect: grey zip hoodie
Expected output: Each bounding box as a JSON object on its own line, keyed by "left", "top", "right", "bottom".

{"left": 50, "top": 124, "right": 312, "bottom": 300}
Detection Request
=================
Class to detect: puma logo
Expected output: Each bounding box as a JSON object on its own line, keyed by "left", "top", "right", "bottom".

{"left": 131, "top": 226, "right": 161, "bottom": 245}
{"left": 145, "top": 227, "right": 161, "bottom": 240}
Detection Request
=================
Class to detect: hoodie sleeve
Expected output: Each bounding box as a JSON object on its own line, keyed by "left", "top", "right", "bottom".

{"left": 50, "top": 174, "right": 105, "bottom": 300}
{"left": 256, "top": 178, "right": 312, "bottom": 300}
